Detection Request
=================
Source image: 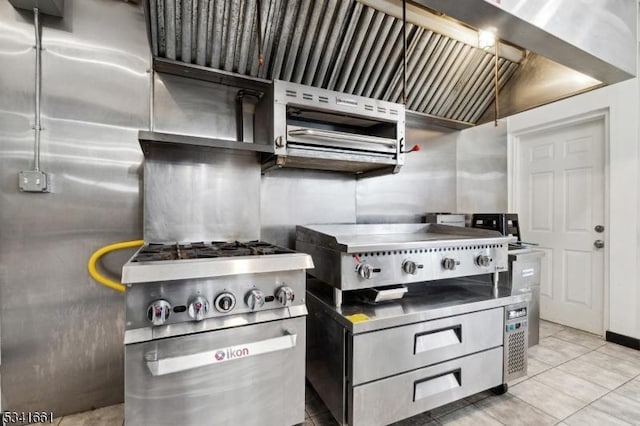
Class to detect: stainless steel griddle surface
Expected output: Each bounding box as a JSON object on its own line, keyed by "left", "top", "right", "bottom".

{"left": 297, "top": 223, "right": 514, "bottom": 253}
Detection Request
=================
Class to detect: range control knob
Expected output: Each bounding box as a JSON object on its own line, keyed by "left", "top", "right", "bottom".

{"left": 245, "top": 289, "right": 266, "bottom": 311}
{"left": 442, "top": 258, "right": 458, "bottom": 271}
{"left": 476, "top": 255, "right": 492, "bottom": 267}
{"left": 276, "top": 286, "right": 295, "bottom": 307}
{"left": 187, "top": 295, "right": 210, "bottom": 321}
{"left": 356, "top": 263, "right": 375, "bottom": 280}
{"left": 402, "top": 260, "right": 423, "bottom": 275}
{"left": 214, "top": 292, "right": 236, "bottom": 313}
{"left": 147, "top": 299, "right": 171, "bottom": 326}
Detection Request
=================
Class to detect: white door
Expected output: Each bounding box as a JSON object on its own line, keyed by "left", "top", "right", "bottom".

{"left": 515, "top": 118, "right": 605, "bottom": 334}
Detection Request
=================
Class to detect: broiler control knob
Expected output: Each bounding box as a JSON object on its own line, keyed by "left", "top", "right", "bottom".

{"left": 276, "top": 286, "right": 295, "bottom": 307}
{"left": 147, "top": 299, "right": 171, "bottom": 326}
{"left": 402, "top": 260, "right": 423, "bottom": 275}
{"left": 442, "top": 258, "right": 458, "bottom": 271}
{"left": 187, "top": 295, "right": 209, "bottom": 321}
{"left": 357, "top": 263, "right": 375, "bottom": 280}
{"left": 214, "top": 292, "right": 236, "bottom": 313}
{"left": 245, "top": 289, "right": 265, "bottom": 311}
{"left": 476, "top": 255, "right": 492, "bottom": 267}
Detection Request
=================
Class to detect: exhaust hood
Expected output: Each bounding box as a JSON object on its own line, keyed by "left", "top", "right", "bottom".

{"left": 144, "top": 0, "right": 635, "bottom": 128}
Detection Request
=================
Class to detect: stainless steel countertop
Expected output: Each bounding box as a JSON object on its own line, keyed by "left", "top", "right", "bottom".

{"left": 306, "top": 279, "right": 530, "bottom": 333}
{"left": 297, "top": 223, "right": 515, "bottom": 253}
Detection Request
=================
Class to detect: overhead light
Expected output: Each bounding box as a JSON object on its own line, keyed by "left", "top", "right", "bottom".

{"left": 478, "top": 29, "right": 497, "bottom": 49}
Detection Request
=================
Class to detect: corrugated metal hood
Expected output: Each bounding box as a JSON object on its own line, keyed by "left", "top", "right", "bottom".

{"left": 144, "top": 0, "right": 636, "bottom": 128}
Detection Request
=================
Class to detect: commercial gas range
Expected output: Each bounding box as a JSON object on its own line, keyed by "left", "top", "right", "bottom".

{"left": 297, "top": 224, "right": 529, "bottom": 426}
{"left": 121, "top": 240, "right": 313, "bottom": 426}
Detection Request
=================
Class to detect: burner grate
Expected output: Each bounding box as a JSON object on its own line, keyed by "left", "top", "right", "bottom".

{"left": 131, "top": 241, "right": 295, "bottom": 262}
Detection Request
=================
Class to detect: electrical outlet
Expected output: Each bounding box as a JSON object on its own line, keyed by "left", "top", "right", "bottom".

{"left": 18, "top": 170, "right": 49, "bottom": 193}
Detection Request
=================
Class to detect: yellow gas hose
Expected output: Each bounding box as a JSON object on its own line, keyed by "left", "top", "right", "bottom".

{"left": 88, "top": 240, "right": 144, "bottom": 293}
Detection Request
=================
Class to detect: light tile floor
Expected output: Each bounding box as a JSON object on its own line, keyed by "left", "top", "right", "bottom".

{"left": 28, "top": 321, "right": 640, "bottom": 426}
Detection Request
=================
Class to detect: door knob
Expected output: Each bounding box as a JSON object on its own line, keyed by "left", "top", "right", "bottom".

{"left": 594, "top": 225, "right": 604, "bottom": 233}
{"left": 594, "top": 240, "right": 605, "bottom": 249}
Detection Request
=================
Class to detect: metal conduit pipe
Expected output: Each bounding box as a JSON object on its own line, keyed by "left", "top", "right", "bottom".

{"left": 18, "top": 7, "right": 49, "bottom": 193}
{"left": 34, "top": 7, "right": 42, "bottom": 172}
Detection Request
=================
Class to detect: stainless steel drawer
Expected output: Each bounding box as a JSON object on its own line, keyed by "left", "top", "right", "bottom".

{"left": 351, "top": 308, "right": 503, "bottom": 384}
{"left": 350, "top": 347, "right": 503, "bottom": 426}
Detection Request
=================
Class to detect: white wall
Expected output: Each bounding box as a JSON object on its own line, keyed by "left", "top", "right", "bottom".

{"left": 506, "top": 79, "right": 640, "bottom": 339}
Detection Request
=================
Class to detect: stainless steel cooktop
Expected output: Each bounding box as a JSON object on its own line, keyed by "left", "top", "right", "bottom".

{"left": 131, "top": 241, "right": 296, "bottom": 262}
{"left": 122, "top": 240, "right": 312, "bottom": 284}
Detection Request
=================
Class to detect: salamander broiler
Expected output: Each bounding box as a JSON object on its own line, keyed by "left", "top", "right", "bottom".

{"left": 297, "top": 224, "right": 530, "bottom": 426}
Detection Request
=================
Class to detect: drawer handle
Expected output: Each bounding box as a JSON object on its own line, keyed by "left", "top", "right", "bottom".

{"left": 414, "top": 325, "right": 461, "bottom": 354}
{"left": 145, "top": 333, "right": 297, "bottom": 376}
{"left": 414, "top": 369, "right": 461, "bottom": 401}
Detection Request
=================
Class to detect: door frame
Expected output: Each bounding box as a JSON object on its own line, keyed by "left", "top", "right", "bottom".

{"left": 507, "top": 109, "right": 610, "bottom": 334}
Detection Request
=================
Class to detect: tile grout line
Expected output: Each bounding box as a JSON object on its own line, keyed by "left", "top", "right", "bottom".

{"left": 535, "top": 327, "right": 640, "bottom": 425}
{"left": 499, "top": 332, "right": 603, "bottom": 424}
{"left": 555, "top": 375, "right": 640, "bottom": 424}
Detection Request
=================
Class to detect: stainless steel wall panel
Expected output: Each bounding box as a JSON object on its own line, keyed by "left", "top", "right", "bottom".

{"left": 260, "top": 170, "right": 356, "bottom": 249}
{"left": 143, "top": 149, "right": 261, "bottom": 242}
{"left": 0, "top": 0, "right": 149, "bottom": 417}
{"left": 153, "top": 73, "right": 238, "bottom": 139}
{"left": 456, "top": 121, "right": 507, "bottom": 213}
{"left": 356, "top": 125, "right": 457, "bottom": 223}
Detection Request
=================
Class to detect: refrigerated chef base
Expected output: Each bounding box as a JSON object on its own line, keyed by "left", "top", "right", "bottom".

{"left": 305, "top": 280, "right": 530, "bottom": 426}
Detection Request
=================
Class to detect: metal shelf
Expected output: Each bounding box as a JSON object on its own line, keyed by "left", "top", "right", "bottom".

{"left": 138, "top": 131, "right": 274, "bottom": 157}
{"left": 153, "top": 58, "right": 271, "bottom": 92}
